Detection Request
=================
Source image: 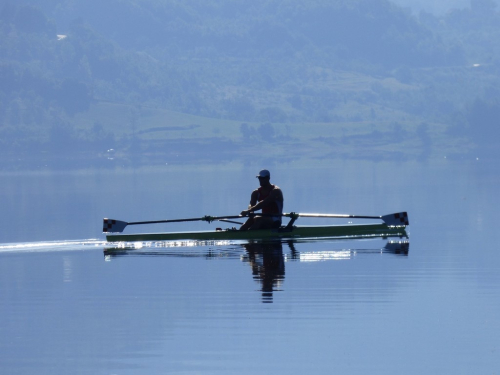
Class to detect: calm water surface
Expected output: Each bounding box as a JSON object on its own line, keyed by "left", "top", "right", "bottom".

{"left": 1, "top": 159, "right": 499, "bottom": 374}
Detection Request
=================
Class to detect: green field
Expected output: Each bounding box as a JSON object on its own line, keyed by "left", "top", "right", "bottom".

{"left": 68, "top": 98, "right": 460, "bottom": 165}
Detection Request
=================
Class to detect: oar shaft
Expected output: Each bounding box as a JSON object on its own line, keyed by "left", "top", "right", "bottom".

{"left": 128, "top": 215, "right": 245, "bottom": 226}
{"left": 287, "top": 213, "right": 380, "bottom": 220}
{"left": 129, "top": 218, "right": 211, "bottom": 225}
{"left": 286, "top": 212, "right": 408, "bottom": 226}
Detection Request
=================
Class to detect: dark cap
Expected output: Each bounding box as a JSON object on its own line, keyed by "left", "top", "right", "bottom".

{"left": 256, "top": 169, "right": 270, "bottom": 178}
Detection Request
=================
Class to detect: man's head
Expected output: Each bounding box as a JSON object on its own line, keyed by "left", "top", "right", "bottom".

{"left": 256, "top": 169, "right": 271, "bottom": 187}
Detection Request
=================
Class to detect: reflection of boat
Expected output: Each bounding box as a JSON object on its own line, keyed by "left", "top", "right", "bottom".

{"left": 290, "top": 240, "right": 409, "bottom": 261}
{"left": 103, "top": 239, "right": 409, "bottom": 303}
{"left": 103, "top": 239, "right": 409, "bottom": 259}
{"left": 105, "top": 223, "right": 407, "bottom": 242}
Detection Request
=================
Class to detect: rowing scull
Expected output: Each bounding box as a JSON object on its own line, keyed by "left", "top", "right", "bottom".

{"left": 105, "top": 223, "right": 407, "bottom": 242}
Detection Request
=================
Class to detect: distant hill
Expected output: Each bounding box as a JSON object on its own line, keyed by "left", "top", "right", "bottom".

{"left": 9, "top": 0, "right": 462, "bottom": 67}
{"left": 1, "top": 0, "right": 499, "bottom": 168}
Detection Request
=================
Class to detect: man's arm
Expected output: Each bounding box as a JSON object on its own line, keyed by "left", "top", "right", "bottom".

{"left": 249, "top": 190, "right": 258, "bottom": 207}
{"left": 241, "top": 190, "right": 259, "bottom": 216}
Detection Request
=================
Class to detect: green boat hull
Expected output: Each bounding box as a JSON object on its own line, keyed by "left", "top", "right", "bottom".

{"left": 106, "top": 223, "right": 407, "bottom": 242}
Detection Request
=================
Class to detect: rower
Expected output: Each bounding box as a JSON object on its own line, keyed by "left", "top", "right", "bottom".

{"left": 240, "top": 169, "right": 284, "bottom": 230}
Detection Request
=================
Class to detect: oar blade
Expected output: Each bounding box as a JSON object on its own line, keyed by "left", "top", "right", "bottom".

{"left": 103, "top": 218, "right": 128, "bottom": 233}
{"left": 381, "top": 212, "right": 409, "bottom": 226}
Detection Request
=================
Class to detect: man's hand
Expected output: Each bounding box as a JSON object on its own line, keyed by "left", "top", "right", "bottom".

{"left": 240, "top": 210, "right": 251, "bottom": 216}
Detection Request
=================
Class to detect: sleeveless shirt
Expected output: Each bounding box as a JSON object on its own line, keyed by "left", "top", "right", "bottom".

{"left": 257, "top": 184, "right": 283, "bottom": 222}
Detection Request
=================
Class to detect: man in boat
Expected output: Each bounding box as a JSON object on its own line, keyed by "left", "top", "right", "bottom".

{"left": 240, "top": 169, "right": 284, "bottom": 230}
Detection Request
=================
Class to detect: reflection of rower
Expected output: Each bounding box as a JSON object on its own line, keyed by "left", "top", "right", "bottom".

{"left": 241, "top": 241, "right": 285, "bottom": 303}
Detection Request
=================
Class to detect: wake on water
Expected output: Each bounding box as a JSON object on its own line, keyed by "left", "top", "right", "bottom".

{"left": 0, "top": 239, "right": 107, "bottom": 253}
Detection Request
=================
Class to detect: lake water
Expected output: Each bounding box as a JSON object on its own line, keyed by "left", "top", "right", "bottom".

{"left": 1, "top": 159, "right": 499, "bottom": 374}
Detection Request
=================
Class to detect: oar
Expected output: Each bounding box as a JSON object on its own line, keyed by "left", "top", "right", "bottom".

{"left": 103, "top": 211, "right": 408, "bottom": 233}
{"left": 283, "top": 211, "right": 409, "bottom": 226}
{"left": 103, "top": 214, "right": 251, "bottom": 233}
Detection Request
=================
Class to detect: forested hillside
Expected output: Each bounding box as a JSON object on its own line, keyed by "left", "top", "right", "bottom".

{"left": 1, "top": 0, "right": 499, "bottom": 167}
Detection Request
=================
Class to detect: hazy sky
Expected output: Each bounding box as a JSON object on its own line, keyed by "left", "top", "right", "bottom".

{"left": 391, "top": 0, "right": 497, "bottom": 14}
